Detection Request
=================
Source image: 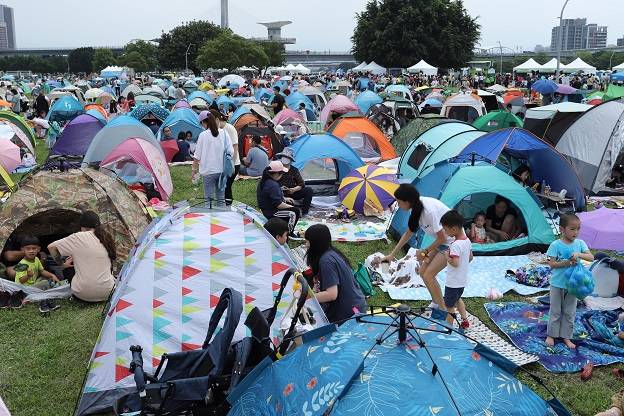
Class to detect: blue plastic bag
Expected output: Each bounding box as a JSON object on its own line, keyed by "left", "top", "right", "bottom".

{"left": 566, "top": 262, "right": 594, "bottom": 300}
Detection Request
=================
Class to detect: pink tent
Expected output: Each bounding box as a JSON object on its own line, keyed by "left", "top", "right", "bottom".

{"left": 173, "top": 100, "right": 191, "bottom": 110}
{"left": 320, "top": 95, "right": 360, "bottom": 128}
{"left": 100, "top": 138, "right": 174, "bottom": 201}
{"left": 0, "top": 140, "right": 21, "bottom": 172}
{"left": 272, "top": 108, "right": 304, "bottom": 125}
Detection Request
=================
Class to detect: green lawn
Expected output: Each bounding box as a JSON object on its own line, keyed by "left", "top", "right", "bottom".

{"left": 0, "top": 145, "right": 619, "bottom": 415}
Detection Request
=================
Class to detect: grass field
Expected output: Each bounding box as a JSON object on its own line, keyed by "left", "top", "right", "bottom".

{"left": 0, "top": 144, "right": 620, "bottom": 415}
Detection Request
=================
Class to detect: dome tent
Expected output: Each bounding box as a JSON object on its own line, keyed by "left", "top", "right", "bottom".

{"left": 328, "top": 114, "right": 397, "bottom": 162}
{"left": 51, "top": 114, "right": 105, "bottom": 157}
{"left": 523, "top": 102, "right": 591, "bottom": 146}
{"left": 441, "top": 92, "right": 486, "bottom": 123}
{"left": 390, "top": 161, "right": 557, "bottom": 255}
{"left": 390, "top": 114, "right": 450, "bottom": 156}
{"left": 158, "top": 108, "right": 203, "bottom": 141}
{"left": 472, "top": 110, "right": 524, "bottom": 132}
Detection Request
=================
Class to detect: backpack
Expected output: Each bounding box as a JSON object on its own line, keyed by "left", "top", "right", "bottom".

{"left": 354, "top": 263, "right": 375, "bottom": 297}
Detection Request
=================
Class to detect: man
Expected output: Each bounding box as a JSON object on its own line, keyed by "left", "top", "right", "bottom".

{"left": 276, "top": 148, "right": 313, "bottom": 216}
{"left": 34, "top": 90, "right": 49, "bottom": 118}
{"left": 272, "top": 86, "right": 285, "bottom": 114}
{"left": 240, "top": 136, "right": 269, "bottom": 177}
{"left": 161, "top": 126, "right": 174, "bottom": 141}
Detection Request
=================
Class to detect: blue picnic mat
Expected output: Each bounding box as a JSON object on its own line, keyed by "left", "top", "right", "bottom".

{"left": 387, "top": 255, "right": 548, "bottom": 300}
{"left": 485, "top": 301, "right": 624, "bottom": 372}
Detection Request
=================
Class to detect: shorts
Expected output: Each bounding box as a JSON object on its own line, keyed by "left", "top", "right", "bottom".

{"left": 443, "top": 286, "right": 465, "bottom": 309}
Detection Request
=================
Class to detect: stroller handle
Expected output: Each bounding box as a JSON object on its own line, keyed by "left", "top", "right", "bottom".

{"left": 278, "top": 273, "right": 310, "bottom": 356}
{"left": 266, "top": 269, "right": 295, "bottom": 326}
{"left": 129, "top": 345, "right": 147, "bottom": 397}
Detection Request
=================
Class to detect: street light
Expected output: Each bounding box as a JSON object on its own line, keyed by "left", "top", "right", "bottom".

{"left": 498, "top": 41, "right": 503, "bottom": 75}
{"left": 185, "top": 43, "right": 194, "bottom": 74}
{"left": 610, "top": 50, "right": 617, "bottom": 70}
{"left": 556, "top": 0, "right": 571, "bottom": 77}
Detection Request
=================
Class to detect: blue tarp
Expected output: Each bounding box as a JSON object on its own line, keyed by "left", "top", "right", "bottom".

{"left": 285, "top": 92, "right": 316, "bottom": 121}
{"left": 354, "top": 90, "right": 383, "bottom": 114}
{"left": 290, "top": 133, "right": 364, "bottom": 180}
{"left": 159, "top": 107, "right": 202, "bottom": 141}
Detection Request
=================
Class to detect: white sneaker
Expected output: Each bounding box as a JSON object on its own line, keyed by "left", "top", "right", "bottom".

{"left": 428, "top": 302, "right": 439, "bottom": 309}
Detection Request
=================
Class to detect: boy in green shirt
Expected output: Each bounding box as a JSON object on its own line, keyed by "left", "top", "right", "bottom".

{"left": 14, "top": 235, "right": 59, "bottom": 290}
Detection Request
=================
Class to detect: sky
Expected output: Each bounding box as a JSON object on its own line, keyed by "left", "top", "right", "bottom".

{"left": 4, "top": 0, "right": 624, "bottom": 52}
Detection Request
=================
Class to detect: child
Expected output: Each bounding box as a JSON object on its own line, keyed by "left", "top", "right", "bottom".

{"left": 440, "top": 210, "right": 473, "bottom": 329}
{"left": 545, "top": 214, "right": 594, "bottom": 349}
{"left": 264, "top": 217, "right": 289, "bottom": 246}
{"left": 469, "top": 212, "right": 488, "bottom": 244}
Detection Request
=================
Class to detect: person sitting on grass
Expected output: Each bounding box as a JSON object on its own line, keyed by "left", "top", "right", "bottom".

{"left": 240, "top": 135, "right": 269, "bottom": 177}
{"left": 440, "top": 210, "right": 473, "bottom": 329}
{"left": 14, "top": 235, "right": 60, "bottom": 312}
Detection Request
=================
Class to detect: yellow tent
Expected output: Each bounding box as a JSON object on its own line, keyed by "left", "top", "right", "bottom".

{"left": 199, "top": 82, "right": 214, "bottom": 91}
{"left": 0, "top": 165, "right": 15, "bottom": 197}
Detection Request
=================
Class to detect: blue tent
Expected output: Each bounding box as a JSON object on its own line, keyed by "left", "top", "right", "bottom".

{"left": 47, "top": 95, "right": 84, "bottom": 122}
{"left": 272, "top": 79, "right": 288, "bottom": 92}
{"left": 455, "top": 128, "right": 586, "bottom": 209}
{"left": 254, "top": 88, "right": 273, "bottom": 102}
{"left": 413, "top": 130, "right": 486, "bottom": 178}
{"left": 129, "top": 103, "right": 170, "bottom": 123}
{"left": 187, "top": 91, "right": 214, "bottom": 106}
{"left": 216, "top": 95, "right": 237, "bottom": 112}
{"left": 390, "top": 161, "right": 557, "bottom": 254}
{"left": 285, "top": 91, "right": 316, "bottom": 121}
{"left": 229, "top": 106, "right": 251, "bottom": 124}
{"left": 386, "top": 84, "right": 413, "bottom": 101}
{"left": 611, "top": 72, "right": 624, "bottom": 82}
{"left": 290, "top": 133, "right": 364, "bottom": 182}
{"left": 354, "top": 90, "right": 383, "bottom": 114}
{"left": 357, "top": 76, "right": 371, "bottom": 90}
{"left": 159, "top": 108, "right": 203, "bottom": 141}
{"left": 85, "top": 109, "right": 107, "bottom": 124}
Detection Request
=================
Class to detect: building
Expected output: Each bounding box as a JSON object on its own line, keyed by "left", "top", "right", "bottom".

{"left": 249, "top": 21, "right": 296, "bottom": 45}
{"left": 0, "top": 4, "right": 15, "bottom": 49}
{"left": 551, "top": 18, "right": 607, "bottom": 51}
{"left": 220, "top": 0, "right": 228, "bottom": 29}
{"left": 618, "top": 36, "right": 624, "bottom": 47}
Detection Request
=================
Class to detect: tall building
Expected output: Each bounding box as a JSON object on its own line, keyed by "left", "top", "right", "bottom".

{"left": 551, "top": 18, "right": 607, "bottom": 51}
{"left": 0, "top": 4, "right": 15, "bottom": 50}
{"left": 250, "top": 22, "right": 296, "bottom": 45}
{"left": 617, "top": 36, "right": 624, "bottom": 47}
{"left": 220, "top": 0, "right": 228, "bottom": 29}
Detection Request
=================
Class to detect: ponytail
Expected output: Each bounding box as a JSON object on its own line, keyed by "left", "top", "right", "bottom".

{"left": 93, "top": 225, "right": 117, "bottom": 263}
{"left": 394, "top": 183, "right": 424, "bottom": 233}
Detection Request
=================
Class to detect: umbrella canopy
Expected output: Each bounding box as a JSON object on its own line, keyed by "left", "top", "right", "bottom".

{"left": 159, "top": 139, "right": 179, "bottom": 163}
{"left": 578, "top": 207, "right": 624, "bottom": 251}
{"left": 556, "top": 84, "right": 577, "bottom": 95}
{"left": 0, "top": 140, "right": 21, "bottom": 172}
{"left": 338, "top": 165, "right": 398, "bottom": 213}
{"left": 218, "top": 74, "right": 245, "bottom": 87}
{"left": 531, "top": 79, "right": 558, "bottom": 95}
{"left": 85, "top": 88, "right": 104, "bottom": 100}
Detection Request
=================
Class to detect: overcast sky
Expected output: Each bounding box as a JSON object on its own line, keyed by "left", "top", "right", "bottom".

{"left": 5, "top": 0, "right": 624, "bottom": 52}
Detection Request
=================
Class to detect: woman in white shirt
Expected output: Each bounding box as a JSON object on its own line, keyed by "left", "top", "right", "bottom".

{"left": 380, "top": 184, "right": 452, "bottom": 311}
{"left": 192, "top": 111, "right": 234, "bottom": 206}
{"left": 211, "top": 109, "right": 240, "bottom": 205}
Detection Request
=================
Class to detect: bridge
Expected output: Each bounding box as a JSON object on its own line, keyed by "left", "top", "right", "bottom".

{"left": 474, "top": 45, "right": 624, "bottom": 60}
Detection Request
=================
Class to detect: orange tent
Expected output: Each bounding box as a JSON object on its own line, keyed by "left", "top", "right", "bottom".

{"left": 328, "top": 114, "right": 397, "bottom": 161}
{"left": 84, "top": 104, "right": 109, "bottom": 120}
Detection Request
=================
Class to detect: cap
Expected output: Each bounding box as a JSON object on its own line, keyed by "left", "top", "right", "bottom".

{"left": 274, "top": 125, "right": 287, "bottom": 135}
{"left": 268, "top": 160, "right": 288, "bottom": 173}
{"left": 198, "top": 110, "right": 210, "bottom": 123}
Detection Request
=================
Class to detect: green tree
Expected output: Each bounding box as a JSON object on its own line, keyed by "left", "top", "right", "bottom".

{"left": 92, "top": 48, "right": 116, "bottom": 72}
{"left": 196, "top": 31, "right": 268, "bottom": 72}
{"left": 119, "top": 40, "right": 158, "bottom": 72}
{"left": 68, "top": 47, "right": 94, "bottom": 73}
{"left": 352, "top": 0, "right": 480, "bottom": 69}
{"left": 257, "top": 41, "right": 284, "bottom": 69}
{"left": 158, "top": 20, "right": 224, "bottom": 72}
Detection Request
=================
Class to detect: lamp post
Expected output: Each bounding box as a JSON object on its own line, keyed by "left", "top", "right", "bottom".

{"left": 556, "top": 0, "right": 571, "bottom": 78}
{"left": 498, "top": 41, "right": 503, "bottom": 75}
{"left": 185, "top": 43, "right": 194, "bottom": 74}
{"left": 610, "top": 50, "right": 617, "bottom": 70}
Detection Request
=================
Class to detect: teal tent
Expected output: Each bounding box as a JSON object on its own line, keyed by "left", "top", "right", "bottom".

{"left": 473, "top": 110, "right": 524, "bottom": 132}
{"left": 391, "top": 114, "right": 450, "bottom": 156}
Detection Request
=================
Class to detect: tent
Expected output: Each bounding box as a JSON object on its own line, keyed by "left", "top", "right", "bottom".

{"left": 604, "top": 84, "right": 624, "bottom": 101}
{"left": 294, "top": 63, "right": 311, "bottom": 75}
{"left": 0, "top": 168, "right": 150, "bottom": 272}
{"left": 562, "top": 57, "right": 596, "bottom": 74}
{"left": 0, "top": 120, "right": 35, "bottom": 156}
{"left": 363, "top": 61, "right": 386, "bottom": 75}
{"left": 233, "top": 113, "right": 283, "bottom": 160}
{"left": 84, "top": 104, "right": 108, "bottom": 121}
{"left": 296, "top": 85, "right": 327, "bottom": 110}
{"left": 523, "top": 102, "right": 592, "bottom": 146}
{"left": 320, "top": 95, "right": 360, "bottom": 128}
{"left": 0, "top": 111, "right": 36, "bottom": 150}
{"left": 158, "top": 108, "right": 202, "bottom": 141}
{"left": 75, "top": 206, "right": 328, "bottom": 415}
{"left": 555, "top": 100, "right": 624, "bottom": 195}
{"left": 513, "top": 58, "right": 543, "bottom": 73}
{"left": 121, "top": 84, "right": 142, "bottom": 98}
{"left": 290, "top": 133, "right": 365, "bottom": 192}
{"left": 129, "top": 103, "right": 170, "bottom": 124}
{"left": 216, "top": 95, "right": 237, "bottom": 112}
{"left": 441, "top": 93, "right": 486, "bottom": 123}
{"left": 327, "top": 114, "right": 397, "bottom": 162}
{"left": 228, "top": 103, "right": 270, "bottom": 125}
{"left": 143, "top": 86, "right": 166, "bottom": 99}
{"left": 473, "top": 110, "right": 524, "bottom": 132}
{"left": 100, "top": 66, "right": 125, "bottom": 79}
{"left": 407, "top": 59, "right": 438, "bottom": 76}
{"left": 183, "top": 79, "right": 198, "bottom": 94}
{"left": 353, "top": 90, "right": 382, "bottom": 114}
{"left": 86, "top": 108, "right": 108, "bottom": 124}
{"left": 82, "top": 116, "right": 162, "bottom": 166}
{"left": 272, "top": 108, "right": 304, "bottom": 126}
{"left": 47, "top": 95, "right": 84, "bottom": 122}
{"left": 101, "top": 138, "right": 174, "bottom": 201}
{"left": 391, "top": 114, "right": 450, "bottom": 156}
{"left": 51, "top": 114, "right": 105, "bottom": 156}
{"left": 613, "top": 62, "right": 624, "bottom": 71}
{"left": 475, "top": 89, "right": 501, "bottom": 113}
{"left": 187, "top": 91, "right": 214, "bottom": 108}
{"left": 385, "top": 84, "right": 414, "bottom": 102}
{"left": 285, "top": 91, "right": 317, "bottom": 121}
{"left": 218, "top": 74, "right": 245, "bottom": 87}
{"left": 134, "top": 94, "right": 164, "bottom": 106}
{"left": 540, "top": 58, "right": 565, "bottom": 73}
{"left": 455, "top": 127, "right": 586, "bottom": 209}
{"left": 578, "top": 208, "right": 624, "bottom": 251}
{"left": 173, "top": 99, "right": 191, "bottom": 110}
{"left": 352, "top": 61, "right": 368, "bottom": 71}
{"left": 390, "top": 162, "right": 557, "bottom": 254}
{"left": 399, "top": 121, "right": 476, "bottom": 179}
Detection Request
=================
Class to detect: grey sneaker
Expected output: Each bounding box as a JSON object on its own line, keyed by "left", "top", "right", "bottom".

{"left": 47, "top": 300, "right": 60, "bottom": 311}
{"left": 39, "top": 300, "right": 50, "bottom": 314}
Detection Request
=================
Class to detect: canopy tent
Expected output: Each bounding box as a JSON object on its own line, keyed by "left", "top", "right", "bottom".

{"left": 352, "top": 61, "right": 368, "bottom": 71}
{"left": 562, "top": 57, "right": 596, "bottom": 74}
{"left": 523, "top": 102, "right": 592, "bottom": 146}
{"left": 101, "top": 138, "right": 174, "bottom": 201}
{"left": 555, "top": 100, "right": 624, "bottom": 195}
{"left": 399, "top": 121, "right": 476, "bottom": 179}
{"left": 294, "top": 63, "right": 311, "bottom": 75}
{"left": 391, "top": 114, "right": 450, "bottom": 156}
{"left": 100, "top": 66, "right": 126, "bottom": 79}
{"left": 391, "top": 162, "right": 556, "bottom": 255}
{"left": 539, "top": 58, "right": 565, "bottom": 73}
{"left": 75, "top": 206, "right": 328, "bottom": 415}
{"left": 473, "top": 110, "right": 524, "bottom": 132}
{"left": 513, "top": 58, "right": 543, "bottom": 73}
{"left": 613, "top": 62, "right": 624, "bottom": 70}
{"left": 320, "top": 95, "right": 360, "bottom": 128}
{"left": 441, "top": 93, "right": 486, "bottom": 123}
{"left": 285, "top": 91, "right": 317, "bottom": 121}
{"left": 82, "top": 116, "right": 162, "bottom": 166}
{"left": 47, "top": 95, "right": 84, "bottom": 122}
{"left": 455, "top": 127, "right": 586, "bottom": 209}
{"left": 327, "top": 114, "right": 397, "bottom": 162}
{"left": 158, "top": 108, "right": 203, "bottom": 141}
{"left": 354, "top": 90, "right": 383, "bottom": 114}
{"left": 363, "top": 61, "right": 386, "bottom": 75}
{"left": 407, "top": 59, "right": 438, "bottom": 76}
{"left": 51, "top": 114, "right": 105, "bottom": 157}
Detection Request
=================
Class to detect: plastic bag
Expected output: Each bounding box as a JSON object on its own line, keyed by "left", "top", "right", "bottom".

{"left": 566, "top": 262, "right": 595, "bottom": 300}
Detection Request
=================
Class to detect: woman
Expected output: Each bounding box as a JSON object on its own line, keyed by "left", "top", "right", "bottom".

{"left": 123, "top": 92, "right": 135, "bottom": 113}
{"left": 48, "top": 211, "right": 116, "bottom": 302}
{"left": 513, "top": 165, "right": 539, "bottom": 191}
{"left": 379, "top": 184, "right": 452, "bottom": 310}
{"left": 485, "top": 195, "right": 518, "bottom": 242}
{"left": 210, "top": 110, "right": 240, "bottom": 205}
{"left": 192, "top": 111, "right": 233, "bottom": 206}
{"left": 256, "top": 161, "right": 300, "bottom": 234}
{"left": 305, "top": 224, "right": 367, "bottom": 323}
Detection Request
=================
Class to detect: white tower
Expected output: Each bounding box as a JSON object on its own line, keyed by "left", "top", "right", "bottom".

{"left": 220, "top": 0, "right": 229, "bottom": 29}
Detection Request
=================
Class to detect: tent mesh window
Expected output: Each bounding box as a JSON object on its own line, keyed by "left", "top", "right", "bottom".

{"left": 407, "top": 143, "right": 430, "bottom": 171}
{"left": 301, "top": 159, "right": 337, "bottom": 182}
{"left": 342, "top": 132, "right": 381, "bottom": 160}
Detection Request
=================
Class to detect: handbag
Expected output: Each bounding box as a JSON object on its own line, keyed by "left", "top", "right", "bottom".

{"left": 218, "top": 132, "right": 235, "bottom": 190}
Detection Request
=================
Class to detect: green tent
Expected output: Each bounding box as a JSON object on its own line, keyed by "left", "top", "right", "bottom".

{"left": 472, "top": 110, "right": 524, "bottom": 132}
{"left": 0, "top": 111, "right": 36, "bottom": 149}
{"left": 604, "top": 84, "right": 624, "bottom": 101}
{"left": 391, "top": 114, "right": 450, "bottom": 156}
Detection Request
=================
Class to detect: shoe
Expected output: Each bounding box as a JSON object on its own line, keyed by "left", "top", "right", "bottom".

{"left": 580, "top": 363, "right": 594, "bottom": 381}
{"left": 428, "top": 302, "right": 439, "bottom": 309}
{"left": 0, "top": 291, "right": 10, "bottom": 308}
{"left": 460, "top": 318, "right": 470, "bottom": 329}
{"left": 8, "top": 291, "right": 25, "bottom": 309}
{"left": 47, "top": 299, "right": 60, "bottom": 311}
{"left": 39, "top": 300, "right": 50, "bottom": 314}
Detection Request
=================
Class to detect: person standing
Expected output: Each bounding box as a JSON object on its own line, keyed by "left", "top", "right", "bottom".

{"left": 211, "top": 110, "right": 240, "bottom": 205}
{"left": 272, "top": 86, "right": 285, "bottom": 114}
{"left": 34, "top": 90, "right": 49, "bottom": 118}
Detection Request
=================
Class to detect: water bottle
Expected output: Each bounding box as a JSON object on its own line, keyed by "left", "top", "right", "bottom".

{"left": 541, "top": 179, "right": 546, "bottom": 194}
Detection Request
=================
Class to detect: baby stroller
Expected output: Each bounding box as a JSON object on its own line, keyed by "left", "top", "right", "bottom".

{"left": 115, "top": 270, "right": 310, "bottom": 415}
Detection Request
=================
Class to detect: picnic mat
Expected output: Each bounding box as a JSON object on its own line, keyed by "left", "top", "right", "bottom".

{"left": 294, "top": 207, "right": 390, "bottom": 242}
{"left": 485, "top": 301, "right": 624, "bottom": 372}
{"left": 386, "top": 255, "right": 548, "bottom": 300}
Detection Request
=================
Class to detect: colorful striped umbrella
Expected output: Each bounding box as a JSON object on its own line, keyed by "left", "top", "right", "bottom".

{"left": 338, "top": 165, "right": 398, "bottom": 213}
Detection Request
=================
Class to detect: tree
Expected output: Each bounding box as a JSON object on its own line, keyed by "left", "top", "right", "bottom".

{"left": 158, "top": 20, "right": 224, "bottom": 72}
{"left": 0, "top": 55, "right": 67, "bottom": 73}
{"left": 196, "top": 31, "right": 268, "bottom": 72}
{"left": 257, "top": 41, "right": 285, "bottom": 70}
{"left": 352, "top": 0, "right": 480, "bottom": 69}
{"left": 119, "top": 40, "right": 158, "bottom": 72}
{"left": 68, "top": 47, "right": 94, "bottom": 73}
{"left": 92, "top": 48, "right": 116, "bottom": 72}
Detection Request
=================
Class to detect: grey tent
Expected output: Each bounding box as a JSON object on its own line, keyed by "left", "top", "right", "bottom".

{"left": 556, "top": 99, "right": 624, "bottom": 194}
{"left": 524, "top": 102, "right": 591, "bottom": 146}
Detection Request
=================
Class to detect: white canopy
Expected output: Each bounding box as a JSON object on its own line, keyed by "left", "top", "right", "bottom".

{"left": 352, "top": 61, "right": 368, "bottom": 71}
{"left": 540, "top": 58, "right": 565, "bottom": 73}
{"left": 563, "top": 57, "right": 596, "bottom": 74}
{"left": 285, "top": 64, "right": 297, "bottom": 71}
{"left": 613, "top": 62, "right": 624, "bottom": 70}
{"left": 407, "top": 59, "right": 438, "bottom": 76}
{"left": 513, "top": 58, "right": 543, "bottom": 73}
{"left": 363, "top": 61, "right": 386, "bottom": 75}
{"left": 485, "top": 84, "right": 507, "bottom": 93}
{"left": 294, "top": 63, "right": 311, "bottom": 75}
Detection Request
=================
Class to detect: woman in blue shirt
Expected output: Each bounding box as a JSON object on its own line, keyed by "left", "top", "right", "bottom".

{"left": 305, "top": 224, "right": 367, "bottom": 323}
{"left": 256, "top": 161, "right": 300, "bottom": 235}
